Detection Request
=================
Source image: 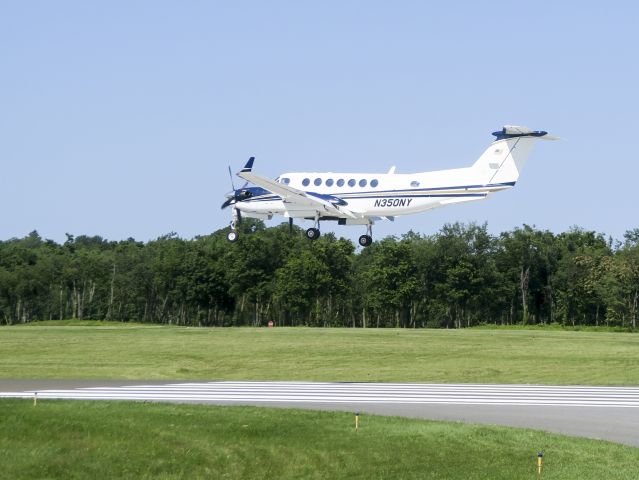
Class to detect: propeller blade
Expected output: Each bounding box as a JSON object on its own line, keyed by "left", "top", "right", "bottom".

{"left": 228, "top": 166, "right": 236, "bottom": 191}
{"left": 221, "top": 198, "right": 234, "bottom": 209}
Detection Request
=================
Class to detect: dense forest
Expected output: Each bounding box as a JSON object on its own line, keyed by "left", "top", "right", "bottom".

{"left": 1, "top": 221, "right": 638, "bottom": 329}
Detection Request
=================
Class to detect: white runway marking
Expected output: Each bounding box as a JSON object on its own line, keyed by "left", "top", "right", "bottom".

{"left": 2, "top": 382, "right": 639, "bottom": 408}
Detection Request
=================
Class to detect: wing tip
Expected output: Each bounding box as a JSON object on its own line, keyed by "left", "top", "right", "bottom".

{"left": 241, "top": 156, "right": 255, "bottom": 173}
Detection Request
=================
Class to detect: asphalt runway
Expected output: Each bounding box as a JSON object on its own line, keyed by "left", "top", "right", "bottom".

{"left": 1, "top": 380, "right": 638, "bottom": 447}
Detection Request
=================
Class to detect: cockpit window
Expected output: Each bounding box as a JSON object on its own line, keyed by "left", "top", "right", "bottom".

{"left": 281, "top": 177, "right": 290, "bottom": 185}
{"left": 411, "top": 180, "right": 420, "bottom": 187}
{"left": 302, "top": 178, "right": 310, "bottom": 186}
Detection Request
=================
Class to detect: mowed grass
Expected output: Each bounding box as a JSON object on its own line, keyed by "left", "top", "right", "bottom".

{"left": 1, "top": 322, "right": 639, "bottom": 384}
{"left": 1, "top": 399, "right": 637, "bottom": 479}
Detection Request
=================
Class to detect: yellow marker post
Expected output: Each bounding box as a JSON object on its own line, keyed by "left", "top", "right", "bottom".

{"left": 536, "top": 452, "right": 543, "bottom": 477}
{"left": 33, "top": 392, "right": 37, "bottom": 407}
{"left": 355, "top": 412, "right": 360, "bottom": 432}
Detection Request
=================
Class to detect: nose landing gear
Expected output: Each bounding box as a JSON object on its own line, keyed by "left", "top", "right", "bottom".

{"left": 226, "top": 209, "right": 241, "bottom": 243}
{"left": 227, "top": 230, "right": 238, "bottom": 243}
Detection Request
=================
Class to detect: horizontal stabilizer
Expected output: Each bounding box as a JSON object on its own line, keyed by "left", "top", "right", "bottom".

{"left": 492, "top": 125, "right": 556, "bottom": 141}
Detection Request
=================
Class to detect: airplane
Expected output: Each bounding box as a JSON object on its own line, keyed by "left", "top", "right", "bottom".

{"left": 221, "top": 125, "right": 557, "bottom": 246}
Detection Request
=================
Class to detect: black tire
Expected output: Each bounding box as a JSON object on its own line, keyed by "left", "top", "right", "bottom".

{"left": 306, "top": 228, "right": 320, "bottom": 240}
{"left": 358, "top": 235, "right": 372, "bottom": 247}
{"left": 227, "top": 231, "right": 239, "bottom": 243}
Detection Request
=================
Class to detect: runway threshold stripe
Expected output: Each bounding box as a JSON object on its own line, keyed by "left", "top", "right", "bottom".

{"left": 33, "top": 390, "right": 639, "bottom": 400}
{"left": 12, "top": 390, "right": 639, "bottom": 397}
{"left": 2, "top": 382, "right": 639, "bottom": 408}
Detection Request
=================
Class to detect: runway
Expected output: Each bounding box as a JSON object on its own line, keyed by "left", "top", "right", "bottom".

{"left": 2, "top": 381, "right": 638, "bottom": 447}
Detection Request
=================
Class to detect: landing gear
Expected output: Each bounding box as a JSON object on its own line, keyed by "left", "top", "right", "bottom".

{"left": 358, "top": 223, "right": 373, "bottom": 247}
{"left": 358, "top": 234, "right": 372, "bottom": 247}
{"left": 305, "top": 215, "right": 321, "bottom": 241}
{"left": 227, "top": 209, "right": 241, "bottom": 243}
{"left": 305, "top": 227, "right": 320, "bottom": 240}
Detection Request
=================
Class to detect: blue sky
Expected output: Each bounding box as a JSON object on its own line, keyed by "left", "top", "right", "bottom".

{"left": 1, "top": 1, "right": 638, "bottom": 244}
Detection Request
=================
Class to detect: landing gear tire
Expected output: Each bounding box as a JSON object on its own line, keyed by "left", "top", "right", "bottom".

{"left": 227, "top": 230, "right": 239, "bottom": 243}
{"left": 358, "top": 235, "right": 372, "bottom": 247}
{"left": 305, "top": 227, "right": 320, "bottom": 240}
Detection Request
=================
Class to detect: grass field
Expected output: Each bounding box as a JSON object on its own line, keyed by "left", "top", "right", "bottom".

{"left": 1, "top": 322, "right": 638, "bottom": 385}
{"left": 1, "top": 399, "right": 638, "bottom": 479}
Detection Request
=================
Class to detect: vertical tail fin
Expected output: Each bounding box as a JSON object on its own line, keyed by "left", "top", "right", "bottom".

{"left": 472, "top": 126, "right": 555, "bottom": 185}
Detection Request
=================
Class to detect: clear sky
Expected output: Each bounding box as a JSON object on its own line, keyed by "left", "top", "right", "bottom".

{"left": 1, "top": 1, "right": 638, "bottom": 244}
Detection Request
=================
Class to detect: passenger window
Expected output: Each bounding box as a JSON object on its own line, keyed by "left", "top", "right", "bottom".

{"left": 337, "top": 179, "right": 345, "bottom": 187}
{"left": 314, "top": 178, "right": 322, "bottom": 186}
{"left": 326, "top": 179, "right": 334, "bottom": 187}
{"left": 411, "top": 181, "right": 420, "bottom": 187}
{"left": 359, "top": 179, "right": 367, "bottom": 187}
{"left": 302, "top": 178, "right": 310, "bottom": 186}
{"left": 348, "top": 179, "right": 356, "bottom": 187}
{"left": 371, "top": 179, "right": 379, "bottom": 187}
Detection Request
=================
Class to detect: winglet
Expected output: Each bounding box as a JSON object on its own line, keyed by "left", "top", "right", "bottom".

{"left": 241, "top": 157, "right": 255, "bottom": 173}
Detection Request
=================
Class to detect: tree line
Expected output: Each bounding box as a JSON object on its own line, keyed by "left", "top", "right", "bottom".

{"left": 1, "top": 221, "right": 638, "bottom": 329}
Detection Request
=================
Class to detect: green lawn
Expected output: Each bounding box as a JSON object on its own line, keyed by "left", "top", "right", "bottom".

{"left": 1, "top": 322, "right": 638, "bottom": 384}
{"left": 1, "top": 399, "right": 637, "bottom": 479}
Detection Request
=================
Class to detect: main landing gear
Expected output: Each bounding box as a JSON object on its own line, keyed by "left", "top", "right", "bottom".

{"left": 358, "top": 223, "right": 373, "bottom": 247}
{"left": 305, "top": 227, "right": 320, "bottom": 240}
{"left": 305, "top": 216, "right": 321, "bottom": 241}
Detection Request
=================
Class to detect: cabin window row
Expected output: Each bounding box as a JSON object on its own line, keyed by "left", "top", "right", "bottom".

{"left": 280, "top": 177, "right": 420, "bottom": 189}
{"left": 293, "top": 178, "right": 379, "bottom": 188}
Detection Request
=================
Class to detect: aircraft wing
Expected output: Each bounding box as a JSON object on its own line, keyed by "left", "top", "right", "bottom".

{"left": 237, "top": 158, "right": 357, "bottom": 218}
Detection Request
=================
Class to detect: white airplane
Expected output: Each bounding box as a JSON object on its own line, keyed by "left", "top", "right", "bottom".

{"left": 221, "top": 125, "right": 556, "bottom": 246}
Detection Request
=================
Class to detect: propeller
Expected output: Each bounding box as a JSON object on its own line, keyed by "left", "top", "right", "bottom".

{"left": 227, "top": 166, "right": 236, "bottom": 191}
{"left": 221, "top": 164, "right": 250, "bottom": 209}
{"left": 221, "top": 196, "right": 234, "bottom": 210}
{"left": 221, "top": 165, "right": 236, "bottom": 209}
